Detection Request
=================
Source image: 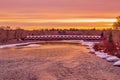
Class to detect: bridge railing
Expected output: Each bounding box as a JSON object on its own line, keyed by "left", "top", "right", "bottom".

{"left": 21, "top": 35, "right": 105, "bottom": 41}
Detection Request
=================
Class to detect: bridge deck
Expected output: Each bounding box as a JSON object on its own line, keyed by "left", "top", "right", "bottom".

{"left": 22, "top": 35, "right": 104, "bottom": 41}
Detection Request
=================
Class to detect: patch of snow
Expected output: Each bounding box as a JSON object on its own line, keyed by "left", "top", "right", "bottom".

{"left": 89, "top": 49, "right": 95, "bottom": 54}
{"left": 24, "top": 44, "right": 40, "bottom": 47}
{"left": 95, "top": 52, "right": 106, "bottom": 55}
{"left": 0, "top": 44, "right": 16, "bottom": 48}
{"left": 106, "top": 56, "right": 120, "bottom": 62}
{"left": 16, "top": 43, "right": 30, "bottom": 46}
{"left": 89, "top": 49, "right": 95, "bottom": 52}
{"left": 80, "top": 41, "right": 99, "bottom": 47}
{"left": 96, "top": 53, "right": 111, "bottom": 59}
{"left": 113, "top": 60, "right": 120, "bottom": 66}
{"left": 87, "top": 44, "right": 94, "bottom": 49}
{"left": 0, "top": 42, "right": 41, "bottom": 49}
{"left": 80, "top": 41, "right": 100, "bottom": 54}
{"left": 81, "top": 42, "right": 94, "bottom": 46}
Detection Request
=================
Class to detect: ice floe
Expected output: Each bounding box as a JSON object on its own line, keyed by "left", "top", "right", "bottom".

{"left": 113, "top": 60, "right": 120, "bottom": 66}
{"left": 96, "top": 53, "right": 111, "bottom": 59}
{"left": 106, "top": 56, "right": 120, "bottom": 62}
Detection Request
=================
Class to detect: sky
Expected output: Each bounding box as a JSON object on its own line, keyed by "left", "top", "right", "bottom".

{"left": 0, "top": 0, "right": 120, "bottom": 30}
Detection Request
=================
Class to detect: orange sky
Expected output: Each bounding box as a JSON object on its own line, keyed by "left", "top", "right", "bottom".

{"left": 0, "top": 0, "right": 120, "bottom": 30}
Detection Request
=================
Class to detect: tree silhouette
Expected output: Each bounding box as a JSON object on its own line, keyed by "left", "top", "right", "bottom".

{"left": 108, "top": 31, "right": 113, "bottom": 42}
{"left": 4, "top": 26, "right": 11, "bottom": 42}
{"left": 14, "top": 27, "right": 24, "bottom": 41}
{"left": 100, "top": 31, "right": 104, "bottom": 38}
{"left": 113, "top": 16, "right": 120, "bottom": 30}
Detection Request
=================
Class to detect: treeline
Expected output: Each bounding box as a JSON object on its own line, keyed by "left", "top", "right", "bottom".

{"left": 0, "top": 26, "right": 120, "bottom": 44}
{"left": 0, "top": 26, "right": 24, "bottom": 43}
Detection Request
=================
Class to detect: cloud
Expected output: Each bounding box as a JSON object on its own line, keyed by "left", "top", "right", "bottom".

{"left": 0, "top": 0, "right": 119, "bottom": 29}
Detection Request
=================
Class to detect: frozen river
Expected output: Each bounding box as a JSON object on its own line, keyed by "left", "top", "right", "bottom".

{"left": 0, "top": 43, "right": 120, "bottom": 80}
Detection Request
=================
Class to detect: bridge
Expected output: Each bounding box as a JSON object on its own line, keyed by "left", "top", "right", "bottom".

{"left": 22, "top": 35, "right": 105, "bottom": 41}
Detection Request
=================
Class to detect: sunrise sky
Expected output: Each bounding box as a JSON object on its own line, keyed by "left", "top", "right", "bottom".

{"left": 0, "top": 0, "right": 120, "bottom": 30}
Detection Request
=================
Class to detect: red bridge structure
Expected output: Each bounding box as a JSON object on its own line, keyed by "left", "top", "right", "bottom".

{"left": 22, "top": 35, "right": 105, "bottom": 41}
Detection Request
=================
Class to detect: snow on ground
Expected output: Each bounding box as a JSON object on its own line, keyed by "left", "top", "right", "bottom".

{"left": 106, "top": 56, "right": 120, "bottom": 62}
{"left": 23, "top": 44, "right": 40, "bottom": 47}
{"left": 81, "top": 40, "right": 99, "bottom": 48}
{"left": 82, "top": 40, "right": 120, "bottom": 67}
{"left": 0, "top": 42, "right": 41, "bottom": 49}
{"left": 0, "top": 40, "right": 82, "bottom": 49}
{"left": 96, "top": 54, "right": 111, "bottom": 59}
{"left": 0, "top": 44, "right": 17, "bottom": 48}
{"left": 114, "top": 60, "right": 120, "bottom": 66}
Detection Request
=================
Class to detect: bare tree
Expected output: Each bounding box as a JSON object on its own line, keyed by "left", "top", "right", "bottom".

{"left": 108, "top": 31, "right": 113, "bottom": 42}
{"left": 4, "top": 26, "right": 11, "bottom": 43}
{"left": 113, "top": 16, "right": 120, "bottom": 30}
{"left": 14, "top": 27, "right": 24, "bottom": 41}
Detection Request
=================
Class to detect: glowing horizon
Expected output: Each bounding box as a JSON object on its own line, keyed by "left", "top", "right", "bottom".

{"left": 0, "top": 18, "right": 116, "bottom": 30}
{"left": 0, "top": 18, "right": 116, "bottom": 23}
{"left": 0, "top": 0, "right": 120, "bottom": 29}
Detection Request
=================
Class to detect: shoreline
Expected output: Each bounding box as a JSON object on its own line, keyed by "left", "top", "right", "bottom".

{"left": 0, "top": 40, "right": 84, "bottom": 48}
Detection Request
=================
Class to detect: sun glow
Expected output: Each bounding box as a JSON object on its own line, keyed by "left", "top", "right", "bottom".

{"left": 0, "top": 18, "right": 116, "bottom": 23}
{"left": 29, "top": 18, "right": 116, "bottom": 23}
{"left": 0, "top": 18, "right": 116, "bottom": 30}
